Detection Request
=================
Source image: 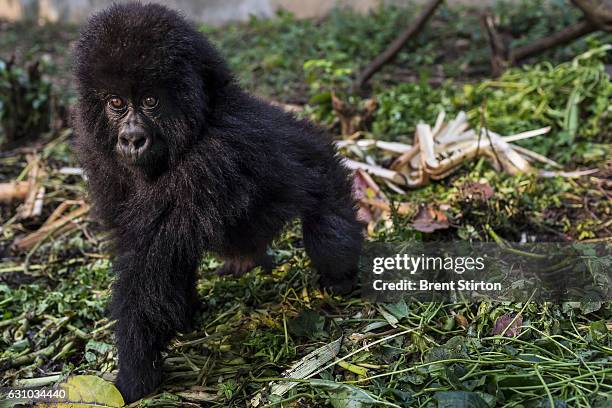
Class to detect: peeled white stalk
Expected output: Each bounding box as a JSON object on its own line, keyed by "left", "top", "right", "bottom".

{"left": 344, "top": 159, "right": 407, "bottom": 185}
{"left": 417, "top": 123, "right": 439, "bottom": 169}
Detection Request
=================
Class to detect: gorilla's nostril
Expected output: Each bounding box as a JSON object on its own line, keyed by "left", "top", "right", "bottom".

{"left": 119, "top": 136, "right": 130, "bottom": 147}
{"left": 134, "top": 136, "right": 146, "bottom": 149}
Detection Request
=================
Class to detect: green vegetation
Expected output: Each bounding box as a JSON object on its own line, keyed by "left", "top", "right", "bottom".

{"left": 0, "top": 56, "right": 53, "bottom": 145}
{"left": 1, "top": 1, "right": 611, "bottom": 407}
{"left": 460, "top": 45, "right": 612, "bottom": 163}
{"left": 204, "top": 0, "right": 609, "bottom": 101}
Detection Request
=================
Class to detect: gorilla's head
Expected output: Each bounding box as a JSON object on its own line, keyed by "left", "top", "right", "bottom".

{"left": 74, "top": 3, "right": 231, "bottom": 176}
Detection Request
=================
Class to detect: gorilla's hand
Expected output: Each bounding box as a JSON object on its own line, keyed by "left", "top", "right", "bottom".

{"left": 115, "top": 359, "right": 163, "bottom": 404}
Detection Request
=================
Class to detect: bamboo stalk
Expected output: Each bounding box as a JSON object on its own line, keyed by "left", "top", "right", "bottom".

{"left": 502, "top": 126, "right": 551, "bottom": 142}
{"left": 0, "top": 182, "right": 29, "bottom": 203}
{"left": 360, "top": 197, "right": 414, "bottom": 215}
{"left": 417, "top": 123, "right": 439, "bottom": 169}
{"left": 344, "top": 159, "right": 407, "bottom": 185}
{"left": 336, "top": 139, "right": 413, "bottom": 154}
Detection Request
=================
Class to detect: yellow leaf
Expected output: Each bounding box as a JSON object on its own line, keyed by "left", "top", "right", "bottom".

{"left": 38, "top": 375, "right": 125, "bottom": 408}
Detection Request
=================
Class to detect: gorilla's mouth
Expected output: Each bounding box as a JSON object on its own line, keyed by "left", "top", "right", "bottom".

{"left": 116, "top": 136, "right": 170, "bottom": 174}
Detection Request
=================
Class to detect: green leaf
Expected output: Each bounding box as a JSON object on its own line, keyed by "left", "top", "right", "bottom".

{"left": 434, "top": 391, "right": 491, "bottom": 408}
{"left": 308, "top": 91, "right": 332, "bottom": 105}
{"left": 309, "top": 379, "right": 400, "bottom": 408}
{"left": 383, "top": 300, "right": 410, "bottom": 320}
{"left": 85, "top": 340, "right": 112, "bottom": 355}
{"left": 378, "top": 306, "right": 399, "bottom": 327}
{"left": 563, "top": 88, "right": 579, "bottom": 142}
{"left": 287, "top": 309, "right": 325, "bottom": 339}
{"left": 580, "top": 300, "right": 602, "bottom": 314}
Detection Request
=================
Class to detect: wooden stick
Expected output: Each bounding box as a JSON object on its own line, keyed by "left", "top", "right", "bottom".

{"left": 431, "top": 111, "right": 446, "bottom": 137}
{"left": 11, "top": 204, "right": 90, "bottom": 253}
{"left": 572, "top": 0, "right": 612, "bottom": 32}
{"left": 0, "top": 182, "right": 29, "bottom": 203}
{"left": 355, "top": 168, "right": 387, "bottom": 200}
{"left": 19, "top": 155, "right": 45, "bottom": 219}
{"left": 390, "top": 144, "right": 420, "bottom": 171}
{"left": 430, "top": 166, "right": 461, "bottom": 180}
{"left": 336, "top": 139, "right": 413, "bottom": 154}
{"left": 512, "top": 145, "right": 562, "bottom": 168}
{"left": 512, "top": 20, "right": 596, "bottom": 62}
{"left": 43, "top": 200, "right": 86, "bottom": 227}
{"left": 436, "top": 111, "right": 467, "bottom": 143}
{"left": 352, "top": 0, "right": 444, "bottom": 90}
{"left": 487, "top": 134, "right": 532, "bottom": 174}
{"left": 482, "top": 13, "right": 511, "bottom": 77}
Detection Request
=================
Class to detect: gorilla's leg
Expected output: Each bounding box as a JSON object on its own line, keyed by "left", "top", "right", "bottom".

{"left": 111, "top": 213, "right": 201, "bottom": 403}
{"left": 302, "top": 201, "right": 363, "bottom": 294}
{"left": 216, "top": 252, "right": 273, "bottom": 276}
{"left": 216, "top": 221, "right": 278, "bottom": 277}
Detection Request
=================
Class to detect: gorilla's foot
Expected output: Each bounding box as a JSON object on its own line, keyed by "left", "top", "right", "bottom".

{"left": 216, "top": 253, "right": 273, "bottom": 277}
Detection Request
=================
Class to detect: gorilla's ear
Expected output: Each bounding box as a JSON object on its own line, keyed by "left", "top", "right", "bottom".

{"left": 202, "top": 60, "right": 232, "bottom": 90}
{"left": 198, "top": 41, "right": 233, "bottom": 93}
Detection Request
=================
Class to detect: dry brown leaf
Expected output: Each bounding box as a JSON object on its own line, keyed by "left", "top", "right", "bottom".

{"left": 492, "top": 313, "right": 523, "bottom": 337}
{"left": 352, "top": 170, "right": 377, "bottom": 223}
{"left": 410, "top": 206, "right": 449, "bottom": 233}
{"left": 454, "top": 314, "right": 468, "bottom": 329}
{"left": 461, "top": 182, "right": 494, "bottom": 201}
{"left": 332, "top": 93, "right": 377, "bottom": 136}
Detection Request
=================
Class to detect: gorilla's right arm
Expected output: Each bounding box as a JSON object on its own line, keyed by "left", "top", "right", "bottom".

{"left": 110, "top": 203, "right": 202, "bottom": 402}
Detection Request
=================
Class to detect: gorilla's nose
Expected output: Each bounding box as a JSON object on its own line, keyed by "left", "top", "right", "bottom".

{"left": 118, "top": 126, "right": 150, "bottom": 158}
{"left": 119, "top": 129, "right": 146, "bottom": 149}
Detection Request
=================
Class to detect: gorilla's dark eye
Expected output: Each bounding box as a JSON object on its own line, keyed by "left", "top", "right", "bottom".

{"left": 142, "top": 96, "right": 158, "bottom": 108}
{"left": 108, "top": 96, "right": 126, "bottom": 110}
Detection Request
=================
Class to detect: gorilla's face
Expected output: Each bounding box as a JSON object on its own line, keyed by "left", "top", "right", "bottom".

{"left": 103, "top": 90, "right": 167, "bottom": 168}
{"left": 86, "top": 75, "right": 206, "bottom": 178}
{"left": 74, "top": 2, "right": 232, "bottom": 178}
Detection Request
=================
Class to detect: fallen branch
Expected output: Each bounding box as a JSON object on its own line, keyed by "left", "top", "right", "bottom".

{"left": 482, "top": 13, "right": 511, "bottom": 77}
{"left": 572, "top": 0, "right": 612, "bottom": 31}
{"left": 483, "top": 0, "right": 611, "bottom": 73}
{"left": 352, "top": 0, "right": 444, "bottom": 90}
{"left": 11, "top": 202, "right": 90, "bottom": 253}
{"left": 512, "top": 20, "right": 597, "bottom": 62}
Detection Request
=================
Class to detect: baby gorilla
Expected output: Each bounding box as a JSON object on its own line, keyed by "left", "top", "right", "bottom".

{"left": 73, "top": 2, "right": 362, "bottom": 403}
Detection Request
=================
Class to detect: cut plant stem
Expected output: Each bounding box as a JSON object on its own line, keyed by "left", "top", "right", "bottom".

{"left": 344, "top": 159, "right": 407, "bottom": 185}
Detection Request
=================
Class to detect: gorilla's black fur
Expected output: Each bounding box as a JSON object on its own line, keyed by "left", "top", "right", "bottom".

{"left": 73, "top": 3, "right": 362, "bottom": 402}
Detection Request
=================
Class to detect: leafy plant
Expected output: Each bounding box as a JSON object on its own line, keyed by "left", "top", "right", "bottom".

{"left": 0, "top": 56, "right": 54, "bottom": 145}
{"left": 372, "top": 81, "right": 456, "bottom": 141}
{"left": 461, "top": 44, "right": 612, "bottom": 163}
